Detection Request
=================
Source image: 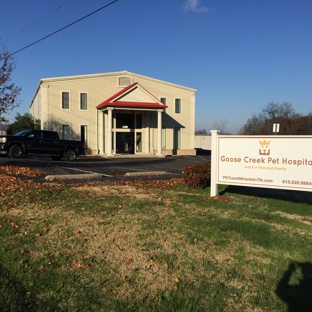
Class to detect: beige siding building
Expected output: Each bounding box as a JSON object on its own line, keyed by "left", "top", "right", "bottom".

{"left": 30, "top": 71, "right": 196, "bottom": 157}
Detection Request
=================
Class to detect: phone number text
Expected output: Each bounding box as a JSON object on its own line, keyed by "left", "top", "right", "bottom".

{"left": 282, "top": 180, "right": 312, "bottom": 185}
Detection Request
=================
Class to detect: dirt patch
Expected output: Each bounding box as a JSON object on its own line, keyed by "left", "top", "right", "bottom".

{"left": 210, "top": 194, "right": 235, "bottom": 203}
{"left": 75, "top": 184, "right": 154, "bottom": 200}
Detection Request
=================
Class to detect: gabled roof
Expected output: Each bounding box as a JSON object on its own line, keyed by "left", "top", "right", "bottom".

{"left": 30, "top": 70, "right": 196, "bottom": 109}
{"left": 96, "top": 82, "right": 168, "bottom": 110}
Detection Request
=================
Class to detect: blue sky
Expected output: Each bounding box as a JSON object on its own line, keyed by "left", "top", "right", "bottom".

{"left": 1, "top": 0, "right": 312, "bottom": 134}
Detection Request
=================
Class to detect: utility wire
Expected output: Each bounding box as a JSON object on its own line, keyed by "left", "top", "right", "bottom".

{"left": 0, "top": 0, "right": 14, "bottom": 12}
{"left": 6, "top": 0, "right": 72, "bottom": 42}
{"left": 10, "top": 0, "right": 118, "bottom": 56}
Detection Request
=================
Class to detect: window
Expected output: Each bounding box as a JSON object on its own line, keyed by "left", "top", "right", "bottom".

{"left": 115, "top": 113, "right": 135, "bottom": 129}
{"left": 80, "top": 93, "right": 87, "bottom": 110}
{"left": 174, "top": 127, "right": 181, "bottom": 149}
{"left": 43, "top": 131, "right": 57, "bottom": 140}
{"left": 161, "top": 128, "right": 166, "bottom": 149}
{"left": 175, "top": 99, "right": 181, "bottom": 114}
{"left": 62, "top": 125, "right": 70, "bottom": 140}
{"left": 136, "top": 114, "right": 142, "bottom": 129}
{"left": 31, "top": 130, "right": 42, "bottom": 139}
{"left": 62, "top": 92, "right": 69, "bottom": 109}
{"left": 80, "top": 125, "right": 88, "bottom": 148}
{"left": 160, "top": 98, "right": 166, "bottom": 112}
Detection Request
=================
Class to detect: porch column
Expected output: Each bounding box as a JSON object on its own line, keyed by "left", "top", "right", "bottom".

{"left": 107, "top": 108, "right": 113, "bottom": 156}
{"left": 157, "top": 109, "right": 162, "bottom": 156}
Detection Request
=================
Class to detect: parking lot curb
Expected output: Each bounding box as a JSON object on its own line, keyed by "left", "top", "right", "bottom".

{"left": 125, "top": 171, "right": 168, "bottom": 177}
{"left": 45, "top": 173, "right": 103, "bottom": 181}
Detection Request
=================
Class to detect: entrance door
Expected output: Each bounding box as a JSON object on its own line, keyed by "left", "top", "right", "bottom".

{"left": 116, "top": 132, "right": 134, "bottom": 154}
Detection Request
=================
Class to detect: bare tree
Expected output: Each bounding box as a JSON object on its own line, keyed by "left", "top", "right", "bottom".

{"left": 239, "top": 102, "right": 312, "bottom": 135}
{"left": 0, "top": 40, "right": 21, "bottom": 123}
{"left": 195, "top": 128, "right": 208, "bottom": 134}
{"left": 212, "top": 118, "right": 229, "bottom": 134}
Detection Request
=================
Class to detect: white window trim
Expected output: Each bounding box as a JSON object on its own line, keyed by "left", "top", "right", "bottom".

{"left": 61, "top": 91, "right": 71, "bottom": 110}
{"left": 79, "top": 92, "right": 89, "bottom": 111}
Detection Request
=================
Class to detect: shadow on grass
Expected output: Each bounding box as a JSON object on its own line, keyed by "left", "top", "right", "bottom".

{"left": 0, "top": 264, "right": 61, "bottom": 312}
{"left": 220, "top": 185, "right": 312, "bottom": 205}
{"left": 275, "top": 261, "right": 312, "bottom": 312}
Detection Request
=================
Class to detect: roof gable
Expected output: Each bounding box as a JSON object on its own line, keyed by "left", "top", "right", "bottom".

{"left": 96, "top": 83, "right": 168, "bottom": 110}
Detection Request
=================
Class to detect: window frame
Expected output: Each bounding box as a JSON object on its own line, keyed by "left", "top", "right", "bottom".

{"left": 79, "top": 92, "right": 88, "bottom": 111}
{"left": 61, "top": 91, "right": 70, "bottom": 110}
{"left": 175, "top": 98, "right": 181, "bottom": 114}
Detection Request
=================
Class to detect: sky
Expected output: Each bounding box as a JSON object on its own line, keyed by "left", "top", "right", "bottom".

{"left": 1, "top": 0, "right": 312, "bottom": 134}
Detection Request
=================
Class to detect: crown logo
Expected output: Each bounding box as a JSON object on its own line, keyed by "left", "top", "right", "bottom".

{"left": 259, "top": 140, "right": 271, "bottom": 146}
{"left": 259, "top": 139, "right": 271, "bottom": 156}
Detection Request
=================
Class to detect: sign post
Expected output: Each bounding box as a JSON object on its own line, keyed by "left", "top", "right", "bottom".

{"left": 210, "top": 130, "right": 220, "bottom": 196}
{"left": 273, "top": 123, "right": 280, "bottom": 135}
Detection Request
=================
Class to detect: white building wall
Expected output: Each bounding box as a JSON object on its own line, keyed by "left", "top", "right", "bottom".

{"left": 30, "top": 72, "right": 197, "bottom": 156}
{"left": 195, "top": 135, "right": 212, "bottom": 150}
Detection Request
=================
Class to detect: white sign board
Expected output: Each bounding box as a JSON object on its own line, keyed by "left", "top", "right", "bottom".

{"left": 210, "top": 131, "right": 312, "bottom": 196}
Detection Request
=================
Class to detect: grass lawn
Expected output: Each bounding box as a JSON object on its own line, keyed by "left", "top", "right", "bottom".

{"left": 0, "top": 165, "right": 312, "bottom": 311}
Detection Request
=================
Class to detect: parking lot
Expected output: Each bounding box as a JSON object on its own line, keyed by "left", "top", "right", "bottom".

{"left": 0, "top": 153, "right": 211, "bottom": 184}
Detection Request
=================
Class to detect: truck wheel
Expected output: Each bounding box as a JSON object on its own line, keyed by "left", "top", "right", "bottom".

{"left": 65, "top": 149, "right": 77, "bottom": 161}
{"left": 51, "top": 156, "right": 62, "bottom": 161}
{"left": 9, "top": 145, "right": 23, "bottom": 159}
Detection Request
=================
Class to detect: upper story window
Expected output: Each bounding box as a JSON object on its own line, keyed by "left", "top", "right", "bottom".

{"left": 175, "top": 98, "right": 181, "bottom": 114}
{"left": 62, "top": 92, "right": 69, "bottom": 109}
{"left": 80, "top": 93, "right": 87, "bottom": 110}
{"left": 160, "top": 97, "right": 167, "bottom": 113}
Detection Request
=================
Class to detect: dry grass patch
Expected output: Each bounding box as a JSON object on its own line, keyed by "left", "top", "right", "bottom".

{"left": 75, "top": 183, "right": 156, "bottom": 200}
{"left": 1, "top": 177, "right": 311, "bottom": 311}
{"left": 273, "top": 211, "right": 312, "bottom": 226}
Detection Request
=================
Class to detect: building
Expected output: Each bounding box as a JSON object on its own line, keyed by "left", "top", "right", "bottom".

{"left": 30, "top": 71, "right": 196, "bottom": 156}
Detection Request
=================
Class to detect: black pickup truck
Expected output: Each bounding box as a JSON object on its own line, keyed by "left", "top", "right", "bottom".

{"left": 0, "top": 129, "right": 85, "bottom": 161}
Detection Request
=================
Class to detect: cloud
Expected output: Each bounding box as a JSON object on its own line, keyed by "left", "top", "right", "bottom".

{"left": 183, "top": 0, "right": 214, "bottom": 13}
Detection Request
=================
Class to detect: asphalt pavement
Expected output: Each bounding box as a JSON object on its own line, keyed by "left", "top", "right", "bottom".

{"left": 0, "top": 153, "right": 211, "bottom": 184}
